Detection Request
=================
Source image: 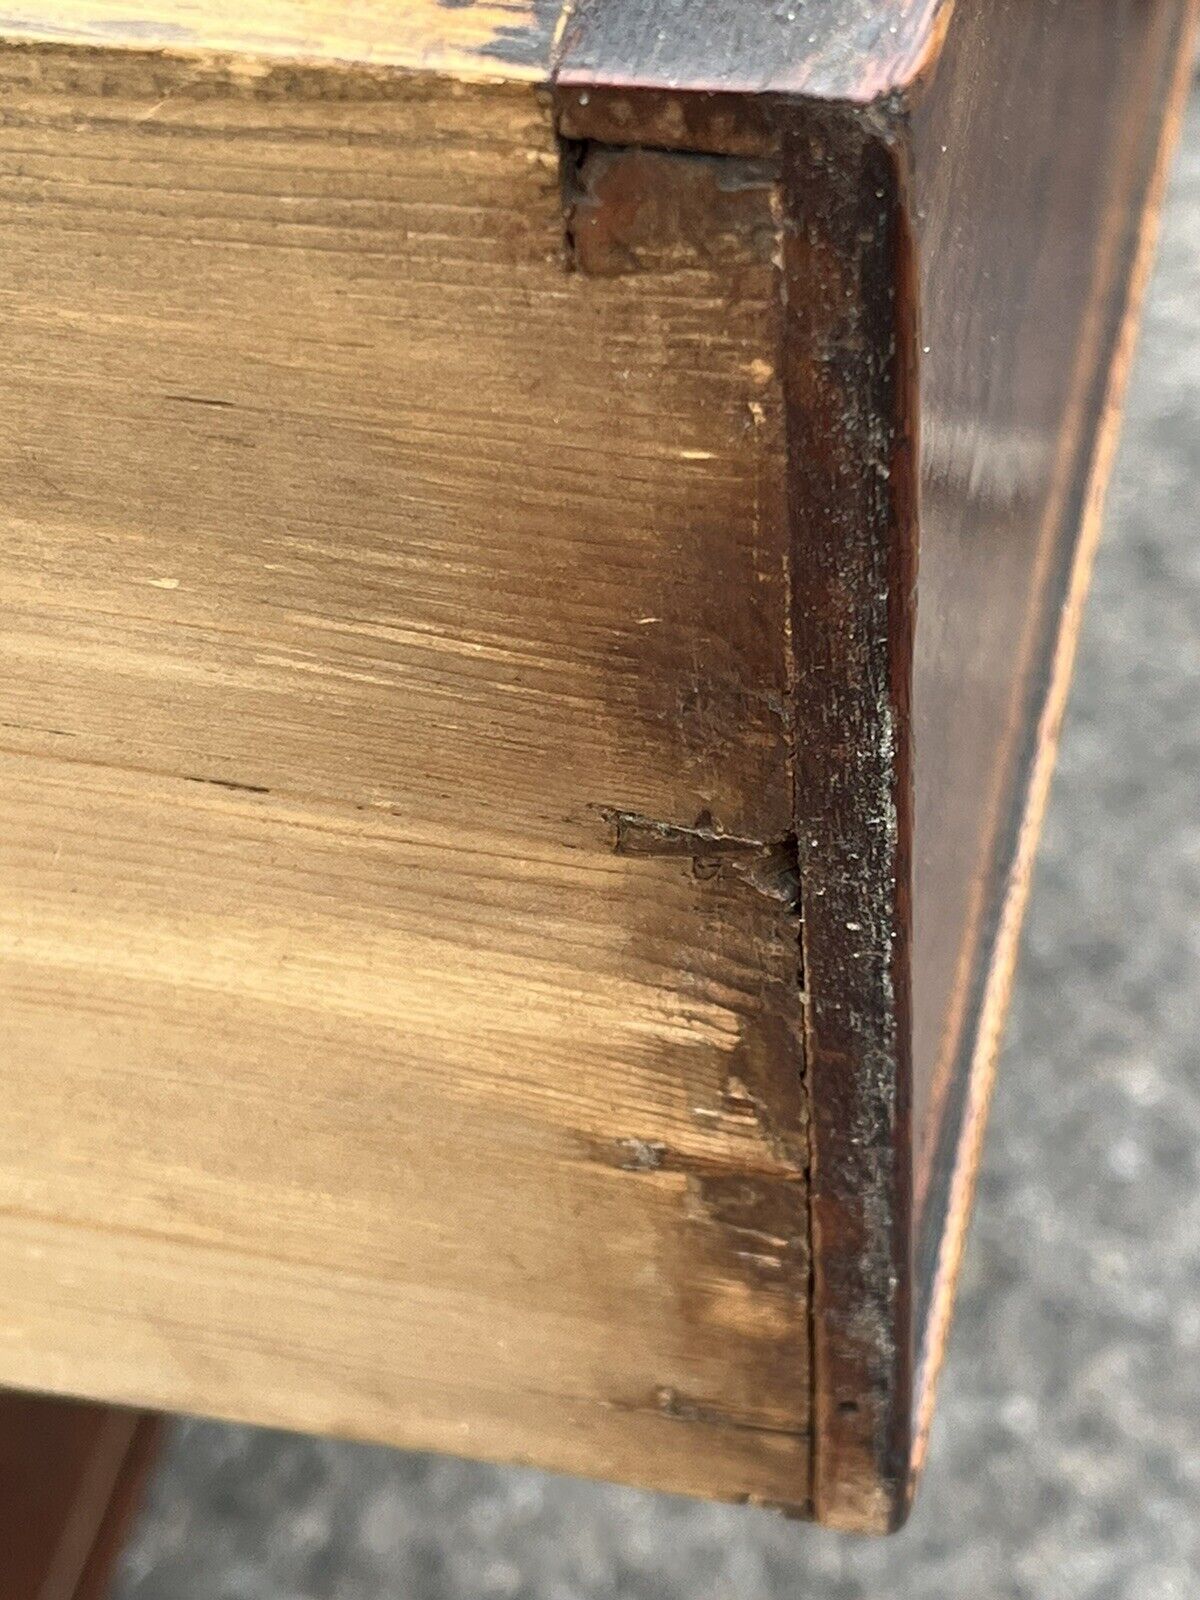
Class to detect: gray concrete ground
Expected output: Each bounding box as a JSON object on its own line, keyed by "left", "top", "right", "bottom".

{"left": 113, "top": 82, "right": 1200, "bottom": 1600}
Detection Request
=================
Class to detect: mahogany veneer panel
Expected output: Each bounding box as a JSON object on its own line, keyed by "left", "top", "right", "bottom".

{"left": 0, "top": 1391, "right": 158, "bottom": 1599}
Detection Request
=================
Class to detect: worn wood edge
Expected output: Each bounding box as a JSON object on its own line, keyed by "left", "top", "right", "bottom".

{"left": 7, "top": 1362, "right": 815, "bottom": 1518}
{"left": 555, "top": 0, "right": 954, "bottom": 154}
{"left": 781, "top": 99, "right": 917, "bottom": 1535}
{"left": 906, "top": 6, "right": 1200, "bottom": 1508}
{"left": 0, "top": 0, "right": 574, "bottom": 88}
{"left": 0, "top": 0, "right": 955, "bottom": 112}
{"left": 0, "top": 2, "right": 961, "bottom": 165}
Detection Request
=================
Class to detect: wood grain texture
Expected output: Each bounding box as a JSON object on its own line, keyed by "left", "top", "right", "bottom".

{"left": 0, "top": 0, "right": 1193, "bottom": 1538}
{"left": 0, "top": 41, "right": 810, "bottom": 1508}
{"left": 560, "top": 0, "right": 1196, "bottom": 1531}
{"left": 0, "top": 1391, "right": 158, "bottom": 1600}
{"left": 0, "top": 0, "right": 567, "bottom": 81}
{"left": 558, "top": 0, "right": 948, "bottom": 102}
{"left": 0, "top": 0, "right": 952, "bottom": 100}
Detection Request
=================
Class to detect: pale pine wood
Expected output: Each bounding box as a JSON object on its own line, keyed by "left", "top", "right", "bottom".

{"left": 0, "top": 36, "right": 809, "bottom": 1507}
{"left": 0, "top": 0, "right": 563, "bottom": 81}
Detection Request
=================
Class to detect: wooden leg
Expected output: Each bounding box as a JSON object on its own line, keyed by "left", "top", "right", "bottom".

{"left": 0, "top": 1391, "right": 160, "bottom": 1600}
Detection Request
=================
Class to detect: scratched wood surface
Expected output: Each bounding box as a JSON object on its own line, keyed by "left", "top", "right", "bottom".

{"left": 0, "top": 0, "right": 1194, "bottom": 1540}
{"left": 0, "top": 0, "right": 566, "bottom": 80}
{"left": 558, "top": 0, "right": 1195, "bottom": 1529}
{"left": 0, "top": 38, "right": 810, "bottom": 1508}
{"left": 0, "top": 0, "right": 947, "bottom": 97}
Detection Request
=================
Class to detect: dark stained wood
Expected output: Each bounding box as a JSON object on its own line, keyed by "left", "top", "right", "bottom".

{"left": 555, "top": 0, "right": 950, "bottom": 152}
{"left": 906, "top": 0, "right": 1200, "bottom": 1494}
{"left": 777, "top": 107, "right": 917, "bottom": 1533}
{"left": 561, "top": 0, "right": 945, "bottom": 98}
{"left": 560, "top": 0, "right": 1197, "bottom": 1531}
{"left": 909, "top": 0, "right": 1196, "bottom": 1306}
{"left": 0, "top": 1391, "right": 159, "bottom": 1600}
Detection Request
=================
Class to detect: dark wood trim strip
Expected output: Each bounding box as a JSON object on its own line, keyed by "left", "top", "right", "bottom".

{"left": 0, "top": 1390, "right": 160, "bottom": 1600}
{"left": 781, "top": 104, "right": 918, "bottom": 1534}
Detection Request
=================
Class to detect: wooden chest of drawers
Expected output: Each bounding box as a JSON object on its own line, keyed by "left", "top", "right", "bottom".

{"left": 0, "top": 0, "right": 1193, "bottom": 1542}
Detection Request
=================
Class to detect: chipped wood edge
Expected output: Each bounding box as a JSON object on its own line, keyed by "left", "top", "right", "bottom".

{"left": 0, "top": 0, "right": 951, "bottom": 114}
{"left": 782, "top": 100, "right": 918, "bottom": 1535}
{"left": 557, "top": 87, "right": 910, "bottom": 1524}
{"left": 559, "top": 68, "right": 928, "bottom": 1537}
{"left": 0, "top": 1, "right": 574, "bottom": 89}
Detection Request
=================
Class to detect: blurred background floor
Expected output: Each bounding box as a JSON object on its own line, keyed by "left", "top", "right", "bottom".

{"left": 112, "top": 77, "right": 1200, "bottom": 1600}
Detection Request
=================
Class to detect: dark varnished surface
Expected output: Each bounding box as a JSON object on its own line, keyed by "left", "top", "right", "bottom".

{"left": 907, "top": 0, "right": 1196, "bottom": 1372}
{"left": 0, "top": 1391, "right": 158, "bottom": 1599}
{"left": 557, "top": 0, "right": 947, "bottom": 101}
{"left": 554, "top": 0, "right": 950, "bottom": 155}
